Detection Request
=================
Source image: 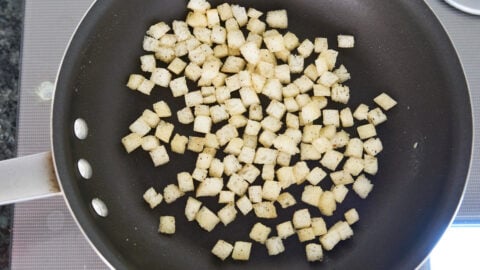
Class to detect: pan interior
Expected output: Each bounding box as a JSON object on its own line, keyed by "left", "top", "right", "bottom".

{"left": 52, "top": 0, "right": 472, "bottom": 269}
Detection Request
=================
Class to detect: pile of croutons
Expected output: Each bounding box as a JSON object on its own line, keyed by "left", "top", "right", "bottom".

{"left": 122, "top": 0, "right": 397, "bottom": 263}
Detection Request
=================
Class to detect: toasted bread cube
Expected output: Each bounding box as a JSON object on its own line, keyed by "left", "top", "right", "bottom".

{"left": 344, "top": 208, "right": 359, "bottom": 225}
{"left": 300, "top": 143, "right": 322, "bottom": 160}
{"left": 154, "top": 46, "right": 176, "bottom": 64}
{"left": 262, "top": 78, "right": 283, "bottom": 101}
{"left": 150, "top": 68, "right": 172, "bottom": 88}
{"left": 149, "top": 145, "right": 170, "bottom": 166}
{"left": 168, "top": 77, "right": 188, "bottom": 97}
{"left": 319, "top": 71, "right": 339, "bottom": 88}
{"left": 254, "top": 62, "right": 274, "bottom": 80}
{"left": 337, "top": 35, "right": 355, "bottom": 48}
{"left": 331, "top": 221, "right": 354, "bottom": 240}
{"left": 177, "top": 107, "right": 194, "bottom": 125}
{"left": 304, "top": 64, "right": 319, "bottom": 81}
{"left": 217, "top": 3, "right": 233, "bottom": 21}
{"left": 276, "top": 151, "right": 291, "bottom": 167}
{"left": 276, "top": 192, "right": 296, "bottom": 209}
{"left": 176, "top": 172, "right": 194, "bottom": 193}
{"left": 374, "top": 93, "right": 397, "bottom": 110}
{"left": 320, "top": 230, "right": 341, "bottom": 251}
{"left": 215, "top": 86, "right": 231, "bottom": 104}
{"left": 258, "top": 130, "right": 277, "bottom": 148}
{"left": 302, "top": 125, "right": 321, "bottom": 143}
{"left": 232, "top": 241, "right": 252, "bottom": 261}
{"left": 323, "top": 109, "right": 340, "bottom": 127}
{"left": 122, "top": 133, "right": 142, "bottom": 153}
{"left": 286, "top": 114, "right": 299, "bottom": 130}
{"left": 193, "top": 115, "right": 212, "bottom": 134}
{"left": 239, "top": 87, "right": 260, "bottom": 107}
{"left": 143, "top": 187, "right": 163, "bottom": 209}
{"left": 331, "top": 130, "right": 350, "bottom": 149}
{"left": 331, "top": 84, "right": 350, "bottom": 104}
{"left": 297, "top": 94, "right": 315, "bottom": 108}
{"left": 163, "top": 184, "right": 184, "bottom": 203}
{"left": 263, "top": 33, "right": 285, "bottom": 53}
{"left": 143, "top": 36, "right": 160, "bottom": 52}
{"left": 188, "top": 44, "right": 213, "bottom": 66}
{"left": 318, "top": 191, "right": 336, "bottom": 216}
{"left": 276, "top": 221, "right": 295, "bottom": 239}
{"left": 140, "top": 55, "right": 156, "bottom": 73}
{"left": 276, "top": 166, "right": 295, "bottom": 189}
{"left": 306, "top": 167, "right": 327, "bottom": 185}
{"left": 294, "top": 161, "right": 311, "bottom": 184}
{"left": 210, "top": 25, "right": 227, "bottom": 45}
{"left": 238, "top": 70, "right": 252, "bottom": 87}
{"left": 293, "top": 209, "right": 311, "bottom": 229}
{"left": 236, "top": 195, "right": 253, "bottom": 215}
{"left": 187, "top": 12, "right": 208, "bottom": 28}
{"left": 253, "top": 202, "right": 277, "bottom": 219}
{"left": 224, "top": 137, "right": 244, "bottom": 156}
{"left": 227, "top": 29, "right": 246, "bottom": 49}
{"left": 306, "top": 243, "right": 323, "bottom": 262}
{"left": 297, "top": 39, "right": 314, "bottom": 58}
{"left": 225, "top": 74, "right": 241, "bottom": 91}
{"left": 330, "top": 170, "right": 354, "bottom": 185}
{"left": 261, "top": 116, "right": 283, "bottom": 133}
{"left": 302, "top": 185, "right": 323, "bottom": 207}
{"left": 203, "top": 133, "right": 219, "bottom": 149}
{"left": 288, "top": 54, "right": 304, "bottom": 73}
{"left": 279, "top": 32, "right": 299, "bottom": 51}
{"left": 332, "top": 184, "right": 349, "bottom": 203}
{"left": 266, "top": 9, "right": 288, "bottom": 28}
{"left": 208, "top": 105, "right": 228, "bottom": 124}
{"left": 126, "top": 74, "right": 145, "bottom": 90}
{"left": 311, "top": 217, "right": 327, "bottom": 236}
{"left": 353, "top": 104, "right": 369, "bottom": 120}
{"left": 224, "top": 154, "right": 242, "bottom": 176}
{"left": 320, "top": 49, "right": 338, "bottom": 70}
{"left": 229, "top": 115, "right": 248, "bottom": 128}
{"left": 217, "top": 203, "right": 238, "bottom": 226}
{"left": 159, "top": 216, "right": 175, "bottom": 235}
{"left": 141, "top": 135, "right": 160, "bottom": 151}
{"left": 227, "top": 173, "right": 249, "bottom": 196}
{"left": 184, "top": 62, "right": 202, "bottom": 82}
{"left": 225, "top": 98, "right": 246, "bottom": 115}
{"left": 266, "top": 100, "right": 286, "bottom": 120}
{"left": 155, "top": 120, "right": 174, "bottom": 143}
{"left": 312, "top": 137, "right": 332, "bottom": 154}
{"left": 297, "top": 227, "right": 315, "bottom": 242}
{"left": 246, "top": 32, "right": 263, "bottom": 48}
{"left": 225, "top": 17, "right": 239, "bottom": 31}
{"left": 196, "top": 206, "right": 220, "bottom": 232}
{"left": 249, "top": 222, "right": 271, "bottom": 244}
{"left": 261, "top": 164, "right": 275, "bottom": 181}
{"left": 339, "top": 108, "right": 354, "bottom": 128}
{"left": 208, "top": 158, "right": 224, "bottom": 178}
{"left": 167, "top": 57, "right": 187, "bottom": 75}
{"left": 363, "top": 154, "right": 378, "bottom": 175}
{"left": 262, "top": 181, "right": 281, "bottom": 201}
{"left": 187, "top": 0, "right": 210, "bottom": 11}
{"left": 301, "top": 101, "right": 322, "bottom": 125}
{"left": 345, "top": 138, "right": 363, "bottom": 158}
{"left": 188, "top": 136, "right": 205, "bottom": 153}
{"left": 265, "top": 237, "right": 285, "bottom": 256}
{"left": 246, "top": 18, "right": 266, "bottom": 34}
{"left": 343, "top": 157, "right": 364, "bottom": 176}
{"left": 172, "top": 20, "right": 192, "bottom": 41}
{"left": 129, "top": 118, "right": 151, "bottom": 136}
{"left": 240, "top": 41, "right": 261, "bottom": 64}
{"left": 314, "top": 37, "right": 328, "bottom": 53}
{"left": 367, "top": 107, "right": 387, "bottom": 126}
{"left": 218, "top": 190, "right": 235, "bottom": 204}
{"left": 206, "top": 8, "right": 220, "bottom": 27}
{"left": 185, "top": 91, "right": 204, "bottom": 108}
{"left": 254, "top": 147, "right": 278, "bottom": 165}
{"left": 313, "top": 84, "right": 330, "bottom": 97}
{"left": 238, "top": 164, "right": 260, "bottom": 184}
{"left": 274, "top": 64, "right": 291, "bottom": 84}
{"left": 353, "top": 174, "right": 373, "bottom": 199}
{"left": 231, "top": 4, "right": 248, "bottom": 26}
{"left": 363, "top": 137, "right": 383, "bottom": 156}
{"left": 146, "top": 21, "right": 170, "bottom": 39}
{"left": 216, "top": 124, "right": 238, "bottom": 146}
{"left": 247, "top": 7, "right": 263, "bottom": 18}
{"left": 153, "top": 101, "right": 172, "bottom": 118}
{"left": 238, "top": 147, "right": 256, "bottom": 164}
{"left": 334, "top": 64, "right": 351, "bottom": 82}
{"left": 357, "top": 124, "right": 377, "bottom": 139}
{"left": 248, "top": 185, "right": 262, "bottom": 203}
{"left": 196, "top": 152, "right": 214, "bottom": 170}
{"left": 320, "top": 150, "right": 344, "bottom": 171}
{"left": 212, "top": 240, "right": 233, "bottom": 261}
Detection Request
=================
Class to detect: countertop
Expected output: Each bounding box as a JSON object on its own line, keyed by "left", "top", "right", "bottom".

{"left": 0, "top": 0, "right": 22, "bottom": 269}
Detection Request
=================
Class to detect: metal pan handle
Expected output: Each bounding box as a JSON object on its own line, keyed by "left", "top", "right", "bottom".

{"left": 0, "top": 152, "right": 61, "bottom": 205}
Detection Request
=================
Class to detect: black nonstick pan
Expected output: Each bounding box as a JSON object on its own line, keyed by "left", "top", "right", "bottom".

{"left": 50, "top": 0, "right": 472, "bottom": 269}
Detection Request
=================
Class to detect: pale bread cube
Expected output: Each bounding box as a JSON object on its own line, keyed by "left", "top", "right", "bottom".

{"left": 374, "top": 93, "right": 397, "bottom": 111}
{"left": 224, "top": 137, "right": 243, "bottom": 156}
{"left": 225, "top": 74, "right": 241, "bottom": 91}
{"left": 254, "top": 147, "right": 278, "bottom": 165}
{"left": 238, "top": 69, "right": 252, "bottom": 87}
{"left": 285, "top": 128, "right": 302, "bottom": 144}
{"left": 344, "top": 208, "right": 359, "bottom": 225}
{"left": 357, "top": 124, "right": 377, "bottom": 139}
{"left": 288, "top": 54, "right": 304, "bottom": 73}
{"left": 224, "top": 154, "right": 242, "bottom": 176}
{"left": 246, "top": 18, "right": 266, "bottom": 34}
{"left": 248, "top": 185, "right": 262, "bottom": 203}
{"left": 331, "top": 221, "right": 354, "bottom": 240}
{"left": 293, "top": 209, "right": 311, "bottom": 229}
{"left": 297, "top": 39, "right": 314, "bottom": 58}
{"left": 261, "top": 116, "right": 283, "bottom": 133}
{"left": 332, "top": 184, "right": 349, "bottom": 203}
{"left": 217, "top": 3, "right": 233, "bottom": 21}
{"left": 186, "top": 12, "right": 208, "bottom": 28}
{"left": 155, "top": 120, "right": 174, "bottom": 143}
{"left": 143, "top": 187, "right": 163, "bottom": 209}
{"left": 227, "top": 173, "right": 249, "bottom": 196}
{"left": 276, "top": 192, "right": 296, "bottom": 208}
{"left": 200, "top": 59, "right": 221, "bottom": 83}
{"left": 216, "top": 124, "right": 238, "bottom": 146}
{"left": 311, "top": 217, "right": 327, "bottom": 236}
{"left": 236, "top": 195, "right": 253, "bottom": 215}
{"left": 343, "top": 157, "right": 364, "bottom": 176}
{"left": 304, "top": 64, "right": 319, "bottom": 81}
{"left": 225, "top": 18, "right": 240, "bottom": 31}
{"left": 187, "top": 0, "right": 210, "bottom": 12}
{"left": 231, "top": 4, "right": 248, "bottom": 26}
{"left": 262, "top": 164, "right": 275, "bottom": 181}
{"left": 313, "top": 83, "right": 330, "bottom": 97}
{"left": 146, "top": 21, "right": 170, "bottom": 39}
{"left": 314, "top": 37, "right": 328, "bottom": 53}
{"left": 137, "top": 79, "right": 155, "bottom": 95}
{"left": 240, "top": 42, "right": 261, "bottom": 64}
{"left": 217, "top": 203, "right": 238, "bottom": 226}
{"left": 211, "top": 25, "right": 227, "bottom": 44}
{"left": 266, "top": 100, "right": 287, "bottom": 120}
{"left": 143, "top": 36, "right": 160, "bottom": 52}
{"left": 340, "top": 108, "right": 354, "bottom": 127}
{"left": 266, "top": 237, "right": 285, "bottom": 256}
{"left": 352, "top": 174, "right": 373, "bottom": 199}
{"left": 302, "top": 125, "right": 322, "bottom": 143}
{"left": 140, "top": 55, "right": 156, "bottom": 73}
{"left": 238, "top": 164, "right": 261, "bottom": 184}
{"left": 215, "top": 86, "right": 231, "bottom": 104}
{"left": 196, "top": 152, "right": 214, "bottom": 169}
{"left": 219, "top": 190, "right": 235, "bottom": 204}
{"left": 286, "top": 113, "right": 299, "bottom": 129}
{"left": 149, "top": 145, "right": 170, "bottom": 167}
{"left": 306, "top": 243, "right": 323, "bottom": 262}
{"left": 363, "top": 154, "right": 378, "bottom": 175}
{"left": 262, "top": 180, "right": 281, "bottom": 201}
{"left": 320, "top": 150, "right": 344, "bottom": 171}
{"left": 249, "top": 222, "right": 271, "bottom": 244}
{"left": 185, "top": 62, "right": 202, "bottom": 82}
{"left": 318, "top": 191, "right": 336, "bottom": 216}
{"left": 159, "top": 216, "right": 175, "bottom": 235}
{"left": 232, "top": 241, "right": 252, "bottom": 261}
{"left": 294, "top": 161, "right": 310, "bottom": 184}
{"left": 177, "top": 107, "right": 194, "bottom": 125}
{"left": 319, "top": 49, "right": 338, "bottom": 70}
{"left": 155, "top": 46, "right": 176, "bottom": 64}
{"left": 367, "top": 107, "right": 387, "bottom": 126}
{"left": 297, "top": 227, "right": 315, "bottom": 242}
{"left": 211, "top": 240, "right": 233, "bottom": 261}
{"left": 334, "top": 64, "right": 351, "bottom": 83}
{"left": 330, "top": 170, "right": 354, "bottom": 185}
{"left": 209, "top": 158, "right": 224, "bottom": 178}
{"left": 263, "top": 33, "right": 285, "bottom": 53}
{"left": 363, "top": 137, "right": 383, "bottom": 156}
{"left": 150, "top": 68, "right": 172, "bottom": 88}
{"left": 176, "top": 172, "right": 194, "bottom": 193}
{"left": 172, "top": 20, "right": 192, "bottom": 41}
{"left": 276, "top": 221, "right": 295, "bottom": 239}
{"left": 256, "top": 61, "right": 275, "bottom": 79}
{"left": 312, "top": 137, "right": 332, "bottom": 154}
{"left": 196, "top": 206, "right": 220, "bottom": 232}
{"left": 301, "top": 101, "right": 322, "bottom": 124}
{"left": 337, "top": 35, "right": 355, "bottom": 48}
{"left": 331, "top": 130, "right": 350, "bottom": 149}
{"left": 345, "top": 138, "right": 363, "bottom": 158}
{"left": 188, "top": 44, "right": 213, "bottom": 65}
{"left": 126, "top": 74, "right": 145, "bottom": 90}
{"left": 205, "top": 133, "right": 220, "bottom": 149}
{"left": 141, "top": 135, "right": 160, "bottom": 151}
{"left": 242, "top": 121, "right": 261, "bottom": 137}
{"left": 259, "top": 130, "right": 277, "bottom": 148}
{"left": 209, "top": 105, "right": 229, "bottom": 124}
{"left": 238, "top": 147, "right": 256, "bottom": 164}
{"left": 129, "top": 118, "right": 150, "bottom": 136}
{"left": 276, "top": 152, "right": 291, "bottom": 167}
{"left": 206, "top": 9, "right": 220, "bottom": 27}
{"left": 247, "top": 7, "right": 263, "bottom": 18}
{"left": 253, "top": 201, "right": 277, "bottom": 219}
{"left": 188, "top": 136, "right": 205, "bottom": 153}
{"left": 297, "top": 94, "right": 314, "bottom": 108}
{"left": 302, "top": 185, "right": 323, "bottom": 207}
{"left": 306, "top": 167, "right": 327, "bottom": 185}
{"left": 266, "top": 9, "right": 288, "bottom": 28}
{"left": 320, "top": 230, "right": 341, "bottom": 251}
{"left": 353, "top": 103, "right": 369, "bottom": 120}
{"left": 163, "top": 184, "right": 184, "bottom": 203}
{"left": 169, "top": 77, "right": 188, "bottom": 97}
{"left": 331, "top": 84, "right": 350, "bottom": 104}
{"left": 323, "top": 109, "right": 340, "bottom": 127}
{"left": 243, "top": 134, "right": 258, "bottom": 149}
{"left": 193, "top": 115, "right": 212, "bottom": 134}
{"left": 300, "top": 143, "right": 322, "bottom": 160}
{"left": 274, "top": 49, "right": 291, "bottom": 63}
{"left": 185, "top": 91, "right": 203, "bottom": 108}
{"left": 227, "top": 30, "right": 246, "bottom": 49}
{"left": 246, "top": 32, "right": 263, "bottom": 48}
{"left": 319, "top": 71, "right": 339, "bottom": 87}
{"left": 170, "top": 134, "right": 188, "bottom": 154}
{"left": 262, "top": 78, "right": 283, "bottom": 101}
{"left": 275, "top": 64, "right": 291, "bottom": 84}
{"left": 283, "top": 31, "right": 300, "bottom": 51}
{"left": 153, "top": 101, "right": 172, "bottom": 118}
{"left": 167, "top": 58, "right": 187, "bottom": 75}
{"left": 239, "top": 87, "right": 260, "bottom": 107}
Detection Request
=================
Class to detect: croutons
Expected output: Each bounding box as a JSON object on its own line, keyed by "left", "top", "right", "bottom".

{"left": 159, "top": 216, "right": 175, "bottom": 235}
{"left": 211, "top": 240, "right": 234, "bottom": 260}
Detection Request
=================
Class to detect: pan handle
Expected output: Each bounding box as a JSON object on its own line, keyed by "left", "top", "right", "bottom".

{"left": 0, "top": 152, "right": 61, "bottom": 205}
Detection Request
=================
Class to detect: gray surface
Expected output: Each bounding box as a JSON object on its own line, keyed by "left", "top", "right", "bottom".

{"left": 10, "top": 0, "right": 480, "bottom": 269}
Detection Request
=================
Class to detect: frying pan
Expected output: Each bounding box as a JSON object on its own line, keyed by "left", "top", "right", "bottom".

{"left": 0, "top": 0, "right": 472, "bottom": 269}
